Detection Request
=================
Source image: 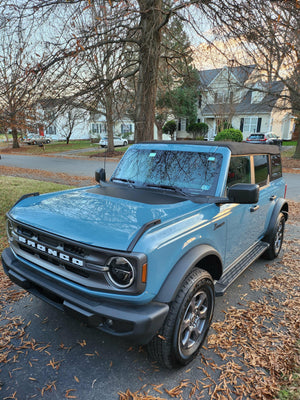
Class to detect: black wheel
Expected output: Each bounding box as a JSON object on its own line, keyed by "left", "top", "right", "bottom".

{"left": 263, "top": 212, "right": 285, "bottom": 260}
{"left": 46, "top": 139, "right": 50, "bottom": 144}
{"left": 123, "top": 141, "right": 128, "bottom": 146}
{"left": 147, "top": 268, "right": 214, "bottom": 369}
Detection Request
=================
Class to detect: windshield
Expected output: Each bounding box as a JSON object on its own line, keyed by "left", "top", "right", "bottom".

{"left": 111, "top": 147, "right": 223, "bottom": 196}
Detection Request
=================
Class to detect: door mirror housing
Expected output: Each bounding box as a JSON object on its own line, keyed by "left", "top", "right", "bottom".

{"left": 227, "top": 183, "right": 259, "bottom": 204}
{"left": 95, "top": 168, "right": 106, "bottom": 183}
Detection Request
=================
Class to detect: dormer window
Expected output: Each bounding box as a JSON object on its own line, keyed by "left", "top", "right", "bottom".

{"left": 214, "top": 92, "right": 225, "bottom": 103}
{"left": 214, "top": 91, "right": 234, "bottom": 104}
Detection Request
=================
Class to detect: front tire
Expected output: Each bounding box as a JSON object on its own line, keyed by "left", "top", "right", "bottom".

{"left": 147, "top": 268, "right": 214, "bottom": 369}
{"left": 263, "top": 212, "right": 285, "bottom": 260}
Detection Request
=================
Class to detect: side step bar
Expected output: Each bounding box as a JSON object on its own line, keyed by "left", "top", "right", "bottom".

{"left": 215, "top": 241, "right": 269, "bottom": 296}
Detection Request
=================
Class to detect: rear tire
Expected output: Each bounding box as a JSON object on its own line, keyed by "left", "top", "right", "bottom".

{"left": 147, "top": 268, "right": 214, "bottom": 369}
{"left": 263, "top": 212, "right": 285, "bottom": 260}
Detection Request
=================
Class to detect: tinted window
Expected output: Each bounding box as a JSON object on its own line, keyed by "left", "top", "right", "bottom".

{"left": 254, "top": 155, "right": 269, "bottom": 186}
{"left": 270, "top": 154, "right": 282, "bottom": 180}
{"left": 227, "top": 156, "right": 251, "bottom": 187}
{"left": 249, "top": 134, "right": 264, "bottom": 139}
{"left": 112, "top": 148, "right": 223, "bottom": 195}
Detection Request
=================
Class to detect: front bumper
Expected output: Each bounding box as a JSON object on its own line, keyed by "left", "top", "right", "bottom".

{"left": 1, "top": 248, "right": 169, "bottom": 344}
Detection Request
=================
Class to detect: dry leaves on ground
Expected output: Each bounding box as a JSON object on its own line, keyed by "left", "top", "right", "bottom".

{"left": 0, "top": 166, "right": 94, "bottom": 187}
{"left": 119, "top": 224, "right": 300, "bottom": 400}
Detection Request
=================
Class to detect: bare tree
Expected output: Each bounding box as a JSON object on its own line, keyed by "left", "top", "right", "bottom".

{"left": 69, "top": 2, "right": 136, "bottom": 152}
{"left": 0, "top": 3, "right": 41, "bottom": 147}
{"left": 13, "top": 0, "right": 214, "bottom": 144}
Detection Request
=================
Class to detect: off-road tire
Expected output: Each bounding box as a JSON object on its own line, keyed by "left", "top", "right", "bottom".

{"left": 147, "top": 268, "right": 214, "bottom": 369}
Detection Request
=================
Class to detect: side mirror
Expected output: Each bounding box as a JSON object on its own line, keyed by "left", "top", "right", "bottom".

{"left": 227, "top": 183, "right": 259, "bottom": 204}
{"left": 95, "top": 168, "right": 106, "bottom": 183}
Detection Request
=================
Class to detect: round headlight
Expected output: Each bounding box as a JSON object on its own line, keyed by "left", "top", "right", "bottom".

{"left": 6, "top": 219, "right": 14, "bottom": 241}
{"left": 107, "top": 257, "right": 135, "bottom": 288}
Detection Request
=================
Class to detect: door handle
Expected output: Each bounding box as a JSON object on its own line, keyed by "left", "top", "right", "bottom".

{"left": 270, "top": 195, "right": 277, "bottom": 201}
{"left": 250, "top": 205, "right": 260, "bottom": 212}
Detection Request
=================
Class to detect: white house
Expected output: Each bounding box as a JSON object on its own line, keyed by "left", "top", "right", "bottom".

{"left": 196, "top": 65, "right": 295, "bottom": 141}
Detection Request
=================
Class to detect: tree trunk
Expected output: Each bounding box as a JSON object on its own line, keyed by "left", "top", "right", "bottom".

{"left": 135, "top": 0, "right": 162, "bottom": 143}
{"left": 155, "top": 120, "right": 163, "bottom": 140}
{"left": 293, "top": 128, "right": 300, "bottom": 159}
{"left": 12, "top": 126, "right": 20, "bottom": 149}
{"left": 105, "top": 90, "right": 115, "bottom": 153}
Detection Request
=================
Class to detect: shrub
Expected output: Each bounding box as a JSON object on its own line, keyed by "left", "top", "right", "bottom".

{"left": 163, "top": 120, "right": 177, "bottom": 139}
{"left": 187, "top": 122, "right": 208, "bottom": 139}
{"left": 214, "top": 128, "right": 243, "bottom": 142}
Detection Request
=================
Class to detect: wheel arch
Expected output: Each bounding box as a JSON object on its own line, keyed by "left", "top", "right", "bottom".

{"left": 154, "top": 244, "right": 223, "bottom": 304}
{"left": 264, "top": 198, "right": 288, "bottom": 242}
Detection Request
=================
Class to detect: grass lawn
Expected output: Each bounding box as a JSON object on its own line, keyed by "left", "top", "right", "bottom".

{"left": 0, "top": 176, "right": 72, "bottom": 254}
{"left": 0, "top": 140, "right": 97, "bottom": 155}
{"left": 78, "top": 145, "right": 129, "bottom": 157}
{"left": 282, "top": 140, "right": 297, "bottom": 146}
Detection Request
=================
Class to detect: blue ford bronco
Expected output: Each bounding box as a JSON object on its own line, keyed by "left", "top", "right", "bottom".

{"left": 2, "top": 141, "right": 288, "bottom": 368}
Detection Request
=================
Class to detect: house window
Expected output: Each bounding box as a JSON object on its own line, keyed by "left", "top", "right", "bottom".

{"left": 241, "top": 117, "right": 262, "bottom": 133}
{"left": 91, "top": 123, "right": 99, "bottom": 134}
{"left": 91, "top": 123, "right": 107, "bottom": 134}
{"left": 121, "top": 124, "right": 132, "bottom": 134}
{"left": 178, "top": 118, "right": 186, "bottom": 131}
{"left": 214, "top": 92, "right": 225, "bottom": 103}
{"left": 47, "top": 126, "right": 56, "bottom": 135}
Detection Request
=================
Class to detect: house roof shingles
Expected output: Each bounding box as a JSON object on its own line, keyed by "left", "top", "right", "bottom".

{"left": 199, "top": 65, "right": 285, "bottom": 116}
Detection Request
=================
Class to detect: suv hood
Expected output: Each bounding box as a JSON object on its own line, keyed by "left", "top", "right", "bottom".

{"left": 9, "top": 186, "right": 202, "bottom": 251}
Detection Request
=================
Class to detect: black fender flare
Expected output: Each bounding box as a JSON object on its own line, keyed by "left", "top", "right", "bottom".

{"left": 154, "top": 244, "right": 223, "bottom": 304}
{"left": 263, "top": 198, "right": 288, "bottom": 242}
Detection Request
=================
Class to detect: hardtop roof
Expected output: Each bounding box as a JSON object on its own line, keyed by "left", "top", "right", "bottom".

{"left": 143, "top": 141, "right": 280, "bottom": 156}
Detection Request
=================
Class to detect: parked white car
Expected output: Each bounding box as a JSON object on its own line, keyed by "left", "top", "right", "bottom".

{"left": 22, "top": 135, "right": 52, "bottom": 145}
{"left": 99, "top": 136, "right": 128, "bottom": 148}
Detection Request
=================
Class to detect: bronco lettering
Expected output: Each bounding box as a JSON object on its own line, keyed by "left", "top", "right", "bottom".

{"left": 18, "top": 235, "right": 84, "bottom": 267}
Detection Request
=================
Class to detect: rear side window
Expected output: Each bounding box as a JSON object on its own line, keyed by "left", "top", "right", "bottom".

{"left": 270, "top": 154, "right": 282, "bottom": 180}
{"left": 227, "top": 156, "right": 251, "bottom": 187}
{"left": 254, "top": 155, "right": 269, "bottom": 186}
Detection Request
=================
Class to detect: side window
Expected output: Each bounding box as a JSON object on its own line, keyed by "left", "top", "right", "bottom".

{"left": 227, "top": 156, "right": 251, "bottom": 187}
{"left": 254, "top": 155, "right": 269, "bottom": 186}
{"left": 270, "top": 154, "right": 282, "bottom": 180}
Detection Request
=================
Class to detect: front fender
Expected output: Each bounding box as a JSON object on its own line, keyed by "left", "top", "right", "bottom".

{"left": 154, "top": 244, "right": 223, "bottom": 303}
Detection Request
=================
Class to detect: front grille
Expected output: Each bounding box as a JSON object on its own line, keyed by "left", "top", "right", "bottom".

{"left": 39, "top": 234, "right": 61, "bottom": 248}
{"left": 8, "top": 218, "right": 145, "bottom": 295}
{"left": 17, "top": 226, "right": 34, "bottom": 238}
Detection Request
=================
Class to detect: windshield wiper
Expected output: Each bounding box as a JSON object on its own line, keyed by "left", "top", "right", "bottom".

{"left": 145, "top": 183, "right": 187, "bottom": 196}
{"left": 111, "top": 177, "right": 135, "bottom": 187}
